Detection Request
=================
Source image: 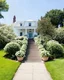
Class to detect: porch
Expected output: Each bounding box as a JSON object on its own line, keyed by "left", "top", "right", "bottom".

{"left": 20, "top": 29, "right": 37, "bottom": 39}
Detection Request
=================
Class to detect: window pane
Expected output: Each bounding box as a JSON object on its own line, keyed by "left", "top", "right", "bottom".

{"left": 20, "top": 23, "right": 22, "bottom": 26}
{"left": 20, "top": 32, "right": 22, "bottom": 36}
{"left": 29, "top": 23, "right": 31, "bottom": 26}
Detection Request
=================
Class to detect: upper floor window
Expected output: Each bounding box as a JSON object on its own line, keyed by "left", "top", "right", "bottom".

{"left": 29, "top": 23, "right": 31, "bottom": 26}
{"left": 20, "top": 23, "right": 22, "bottom": 26}
{"left": 20, "top": 32, "right": 22, "bottom": 36}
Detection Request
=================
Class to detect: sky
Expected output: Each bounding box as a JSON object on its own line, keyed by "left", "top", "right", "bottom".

{"left": 0, "top": 0, "right": 64, "bottom": 24}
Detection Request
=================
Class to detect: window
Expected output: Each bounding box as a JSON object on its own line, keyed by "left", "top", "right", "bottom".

{"left": 20, "top": 23, "right": 22, "bottom": 26}
{"left": 29, "top": 23, "right": 31, "bottom": 26}
{"left": 20, "top": 32, "right": 22, "bottom": 36}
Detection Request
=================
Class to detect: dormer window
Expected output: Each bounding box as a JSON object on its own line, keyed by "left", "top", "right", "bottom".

{"left": 20, "top": 23, "right": 22, "bottom": 26}
{"left": 29, "top": 23, "right": 31, "bottom": 26}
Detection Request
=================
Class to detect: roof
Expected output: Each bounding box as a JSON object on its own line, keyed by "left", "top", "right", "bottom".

{"left": 26, "top": 19, "right": 34, "bottom": 21}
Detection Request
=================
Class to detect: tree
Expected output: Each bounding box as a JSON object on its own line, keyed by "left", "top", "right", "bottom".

{"left": 0, "top": 0, "right": 9, "bottom": 18}
{"left": 0, "top": 25, "right": 16, "bottom": 49}
{"left": 45, "top": 9, "right": 64, "bottom": 27}
{"left": 37, "top": 17, "right": 55, "bottom": 37}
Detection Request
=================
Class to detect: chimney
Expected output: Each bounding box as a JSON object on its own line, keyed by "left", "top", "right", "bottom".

{"left": 13, "top": 15, "right": 16, "bottom": 23}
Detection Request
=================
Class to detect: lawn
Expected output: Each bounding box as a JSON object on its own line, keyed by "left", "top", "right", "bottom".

{"left": 0, "top": 50, "right": 20, "bottom": 80}
{"left": 45, "top": 59, "right": 64, "bottom": 80}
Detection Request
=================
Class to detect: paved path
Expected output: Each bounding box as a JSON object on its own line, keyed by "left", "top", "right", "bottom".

{"left": 26, "top": 39, "right": 41, "bottom": 62}
{"left": 13, "top": 40, "right": 52, "bottom": 80}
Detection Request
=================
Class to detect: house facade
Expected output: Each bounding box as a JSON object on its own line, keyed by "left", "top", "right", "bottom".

{"left": 13, "top": 20, "right": 38, "bottom": 39}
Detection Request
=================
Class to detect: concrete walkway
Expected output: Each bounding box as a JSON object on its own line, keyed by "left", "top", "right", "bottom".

{"left": 26, "top": 39, "right": 41, "bottom": 62}
{"left": 13, "top": 40, "right": 52, "bottom": 80}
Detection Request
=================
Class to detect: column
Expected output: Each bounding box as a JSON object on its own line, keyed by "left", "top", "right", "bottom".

{"left": 34, "top": 29, "right": 35, "bottom": 37}
{"left": 25, "top": 29, "right": 27, "bottom": 35}
{"left": 34, "top": 29, "right": 35, "bottom": 34}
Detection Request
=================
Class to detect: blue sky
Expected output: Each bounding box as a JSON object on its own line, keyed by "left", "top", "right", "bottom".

{"left": 0, "top": 0, "right": 64, "bottom": 24}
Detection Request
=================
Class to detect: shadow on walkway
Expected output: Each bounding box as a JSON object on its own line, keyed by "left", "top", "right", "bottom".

{"left": 23, "top": 39, "right": 41, "bottom": 63}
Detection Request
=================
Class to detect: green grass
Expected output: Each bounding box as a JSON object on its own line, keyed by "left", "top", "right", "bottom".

{"left": 0, "top": 50, "right": 20, "bottom": 80}
{"left": 45, "top": 59, "right": 64, "bottom": 80}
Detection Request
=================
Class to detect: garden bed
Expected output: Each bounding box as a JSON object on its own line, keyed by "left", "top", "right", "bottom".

{"left": 4, "top": 36, "right": 28, "bottom": 62}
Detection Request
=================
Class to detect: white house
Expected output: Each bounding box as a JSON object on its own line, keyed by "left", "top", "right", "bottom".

{"left": 13, "top": 20, "right": 38, "bottom": 39}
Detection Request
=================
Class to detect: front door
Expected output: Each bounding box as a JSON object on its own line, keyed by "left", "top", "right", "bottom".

{"left": 28, "top": 32, "right": 33, "bottom": 39}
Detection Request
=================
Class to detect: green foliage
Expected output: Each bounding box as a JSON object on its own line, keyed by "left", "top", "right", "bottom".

{"left": 34, "top": 36, "right": 41, "bottom": 45}
{"left": 15, "top": 36, "right": 24, "bottom": 40}
{"left": 40, "top": 50, "right": 50, "bottom": 57}
{"left": 15, "top": 36, "right": 28, "bottom": 45}
{"left": 12, "top": 40, "right": 22, "bottom": 47}
{"left": 54, "top": 28, "right": 64, "bottom": 43}
{"left": 22, "top": 40, "right": 28, "bottom": 45}
{"left": 38, "top": 44, "right": 44, "bottom": 49}
{"left": 20, "top": 44, "right": 27, "bottom": 52}
{"left": 45, "top": 9, "right": 64, "bottom": 27}
{"left": 46, "top": 40, "right": 64, "bottom": 58}
{"left": 0, "top": 0, "right": 9, "bottom": 18}
{"left": 34, "top": 35, "right": 52, "bottom": 49}
{"left": 15, "top": 44, "right": 27, "bottom": 58}
{"left": 0, "top": 25, "right": 16, "bottom": 49}
{"left": 4, "top": 42, "right": 20, "bottom": 56}
{"left": 15, "top": 36, "right": 28, "bottom": 58}
{"left": 15, "top": 50, "right": 25, "bottom": 57}
{"left": 15, "top": 36, "right": 28, "bottom": 40}
{"left": 39, "top": 46, "right": 45, "bottom": 54}
{"left": 0, "top": 34, "right": 8, "bottom": 49}
{"left": 37, "top": 17, "right": 55, "bottom": 37}
{"left": 40, "top": 35, "right": 52, "bottom": 43}
{"left": 39, "top": 47, "right": 45, "bottom": 51}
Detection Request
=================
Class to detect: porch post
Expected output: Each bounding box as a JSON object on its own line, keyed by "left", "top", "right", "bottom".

{"left": 34, "top": 29, "right": 36, "bottom": 34}
{"left": 34, "top": 29, "right": 35, "bottom": 37}
{"left": 25, "top": 29, "right": 27, "bottom": 35}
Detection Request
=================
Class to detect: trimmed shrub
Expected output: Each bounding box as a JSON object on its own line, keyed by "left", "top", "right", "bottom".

{"left": 54, "top": 28, "right": 64, "bottom": 43}
{"left": 15, "top": 36, "right": 28, "bottom": 41}
{"left": 46, "top": 40, "right": 64, "bottom": 58}
{"left": 38, "top": 45, "right": 44, "bottom": 49}
{"left": 4, "top": 42, "right": 20, "bottom": 56}
{"left": 15, "top": 36, "right": 24, "bottom": 40}
{"left": 22, "top": 44, "right": 27, "bottom": 49}
{"left": 40, "top": 50, "right": 50, "bottom": 57}
{"left": 20, "top": 44, "right": 27, "bottom": 52}
{"left": 24, "top": 36, "right": 28, "bottom": 40}
{"left": 34, "top": 35, "right": 52, "bottom": 46}
{"left": 15, "top": 50, "right": 25, "bottom": 57}
{"left": 12, "top": 40, "right": 22, "bottom": 47}
{"left": 39, "top": 47, "right": 45, "bottom": 51}
{"left": 40, "top": 35, "right": 52, "bottom": 43}
{"left": 15, "top": 36, "right": 28, "bottom": 45}
{"left": 22, "top": 40, "right": 28, "bottom": 45}
{"left": 39, "top": 47, "right": 46, "bottom": 54}
{"left": 34, "top": 36, "right": 41, "bottom": 45}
